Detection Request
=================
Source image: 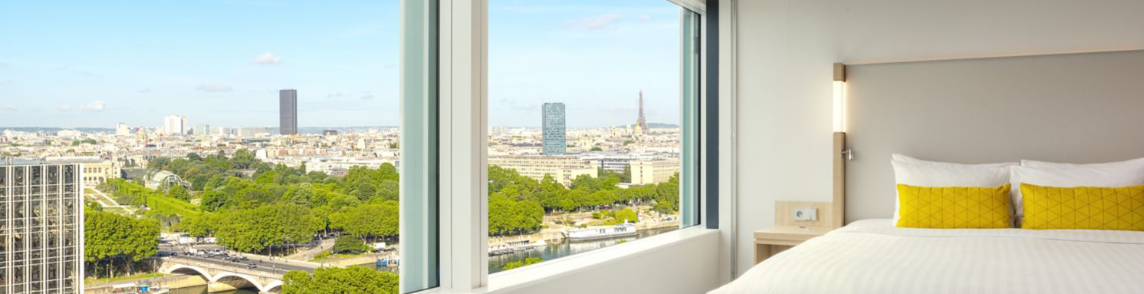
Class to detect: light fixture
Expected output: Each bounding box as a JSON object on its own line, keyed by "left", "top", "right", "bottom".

{"left": 832, "top": 63, "right": 849, "bottom": 228}
{"left": 832, "top": 63, "right": 846, "bottom": 133}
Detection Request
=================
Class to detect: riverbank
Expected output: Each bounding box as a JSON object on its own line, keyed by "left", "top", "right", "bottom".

{"left": 488, "top": 226, "right": 679, "bottom": 274}
{"left": 85, "top": 274, "right": 207, "bottom": 294}
{"left": 489, "top": 207, "right": 679, "bottom": 248}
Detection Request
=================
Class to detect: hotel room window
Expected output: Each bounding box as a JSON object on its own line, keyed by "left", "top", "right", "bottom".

{"left": 487, "top": 0, "right": 701, "bottom": 273}
{"left": 0, "top": 1, "right": 438, "bottom": 293}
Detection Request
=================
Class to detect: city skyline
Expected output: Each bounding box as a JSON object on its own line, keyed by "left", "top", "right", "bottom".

{"left": 0, "top": 0, "right": 683, "bottom": 129}
{"left": 0, "top": 94, "right": 681, "bottom": 132}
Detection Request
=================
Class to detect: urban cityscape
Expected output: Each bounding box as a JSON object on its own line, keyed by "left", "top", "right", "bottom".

{"left": 0, "top": 88, "right": 682, "bottom": 293}
{"left": 1, "top": 1, "right": 687, "bottom": 293}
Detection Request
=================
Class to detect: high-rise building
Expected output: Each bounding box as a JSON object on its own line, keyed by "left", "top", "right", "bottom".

{"left": 280, "top": 89, "right": 298, "bottom": 135}
{"left": 163, "top": 115, "right": 186, "bottom": 135}
{"left": 194, "top": 125, "right": 210, "bottom": 137}
{"left": 0, "top": 161, "right": 85, "bottom": 293}
{"left": 636, "top": 90, "right": 650, "bottom": 135}
{"left": 181, "top": 117, "right": 189, "bottom": 134}
{"left": 542, "top": 102, "right": 566, "bottom": 155}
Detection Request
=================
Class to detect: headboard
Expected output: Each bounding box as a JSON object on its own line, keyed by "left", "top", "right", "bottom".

{"left": 845, "top": 49, "right": 1144, "bottom": 222}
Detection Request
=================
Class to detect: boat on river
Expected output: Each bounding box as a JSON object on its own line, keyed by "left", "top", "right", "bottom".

{"left": 488, "top": 240, "right": 549, "bottom": 255}
{"left": 565, "top": 223, "right": 637, "bottom": 242}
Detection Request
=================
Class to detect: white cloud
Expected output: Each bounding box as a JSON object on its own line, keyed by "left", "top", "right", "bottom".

{"left": 57, "top": 104, "right": 73, "bottom": 112}
{"left": 360, "top": 92, "right": 375, "bottom": 100}
{"left": 81, "top": 101, "right": 107, "bottom": 111}
{"left": 137, "top": 88, "right": 152, "bottom": 94}
{"left": 0, "top": 104, "right": 15, "bottom": 111}
{"left": 253, "top": 52, "right": 283, "bottom": 64}
{"left": 564, "top": 13, "right": 623, "bottom": 31}
{"left": 197, "top": 83, "right": 233, "bottom": 93}
{"left": 639, "top": 15, "right": 651, "bottom": 21}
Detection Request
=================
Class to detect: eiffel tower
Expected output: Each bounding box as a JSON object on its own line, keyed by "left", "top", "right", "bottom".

{"left": 636, "top": 90, "right": 650, "bottom": 134}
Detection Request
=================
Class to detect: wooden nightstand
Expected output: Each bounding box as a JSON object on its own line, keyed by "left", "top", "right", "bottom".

{"left": 754, "top": 226, "right": 833, "bottom": 264}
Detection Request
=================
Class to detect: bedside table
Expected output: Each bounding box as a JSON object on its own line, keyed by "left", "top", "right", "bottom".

{"left": 754, "top": 226, "right": 833, "bottom": 264}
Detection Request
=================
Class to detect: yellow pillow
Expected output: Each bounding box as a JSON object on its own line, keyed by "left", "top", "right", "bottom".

{"left": 1021, "top": 183, "right": 1144, "bottom": 231}
{"left": 896, "top": 184, "right": 1012, "bottom": 229}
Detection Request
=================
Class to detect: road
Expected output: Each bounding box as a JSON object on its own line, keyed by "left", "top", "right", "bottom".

{"left": 162, "top": 245, "right": 318, "bottom": 274}
{"left": 167, "top": 253, "right": 314, "bottom": 274}
{"left": 285, "top": 238, "right": 335, "bottom": 261}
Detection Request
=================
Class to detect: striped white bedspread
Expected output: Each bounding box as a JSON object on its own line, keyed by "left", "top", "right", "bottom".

{"left": 711, "top": 219, "right": 1144, "bottom": 294}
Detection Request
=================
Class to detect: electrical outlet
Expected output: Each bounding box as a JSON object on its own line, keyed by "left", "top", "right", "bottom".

{"left": 794, "top": 208, "right": 818, "bottom": 222}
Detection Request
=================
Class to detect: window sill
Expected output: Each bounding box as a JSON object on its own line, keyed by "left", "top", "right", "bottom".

{"left": 421, "top": 226, "right": 719, "bottom": 294}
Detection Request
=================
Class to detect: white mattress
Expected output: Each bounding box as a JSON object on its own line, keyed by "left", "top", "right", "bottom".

{"left": 711, "top": 219, "right": 1144, "bottom": 294}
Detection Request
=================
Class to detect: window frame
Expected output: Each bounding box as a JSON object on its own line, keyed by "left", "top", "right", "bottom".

{"left": 400, "top": 0, "right": 441, "bottom": 293}
{"left": 426, "top": 0, "right": 717, "bottom": 291}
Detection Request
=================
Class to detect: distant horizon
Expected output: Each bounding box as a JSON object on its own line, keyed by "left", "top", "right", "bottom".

{"left": 0, "top": 0, "right": 684, "bottom": 129}
{"left": 0, "top": 122, "right": 681, "bottom": 132}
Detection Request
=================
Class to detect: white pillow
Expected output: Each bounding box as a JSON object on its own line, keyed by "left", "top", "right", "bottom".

{"left": 1022, "top": 157, "right": 1144, "bottom": 169}
{"left": 1010, "top": 163, "right": 1144, "bottom": 219}
{"left": 894, "top": 154, "right": 1017, "bottom": 168}
{"left": 891, "top": 154, "right": 1017, "bottom": 225}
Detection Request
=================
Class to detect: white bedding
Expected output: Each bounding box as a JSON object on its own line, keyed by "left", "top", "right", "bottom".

{"left": 711, "top": 219, "right": 1144, "bottom": 294}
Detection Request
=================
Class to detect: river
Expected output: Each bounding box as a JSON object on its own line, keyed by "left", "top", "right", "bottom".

{"left": 488, "top": 227, "right": 678, "bottom": 274}
{"left": 162, "top": 228, "right": 675, "bottom": 292}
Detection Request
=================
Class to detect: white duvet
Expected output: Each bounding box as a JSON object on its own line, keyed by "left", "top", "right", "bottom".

{"left": 711, "top": 219, "right": 1144, "bottom": 294}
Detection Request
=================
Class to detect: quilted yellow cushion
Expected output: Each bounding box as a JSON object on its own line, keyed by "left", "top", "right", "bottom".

{"left": 896, "top": 184, "right": 1012, "bottom": 229}
{"left": 1021, "top": 183, "right": 1144, "bottom": 231}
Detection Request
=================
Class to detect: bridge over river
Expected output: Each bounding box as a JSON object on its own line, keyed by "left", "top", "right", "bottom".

{"left": 159, "top": 255, "right": 318, "bottom": 293}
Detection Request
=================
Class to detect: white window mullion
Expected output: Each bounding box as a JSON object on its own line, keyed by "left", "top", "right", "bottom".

{"left": 438, "top": 0, "right": 489, "bottom": 290}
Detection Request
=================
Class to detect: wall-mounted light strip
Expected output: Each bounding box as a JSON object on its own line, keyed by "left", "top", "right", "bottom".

{"left": 832, "top": 63, "right": 846, "bottom": 133}
{"left": 832, "top": 63, "right": 847, "bottom": 228}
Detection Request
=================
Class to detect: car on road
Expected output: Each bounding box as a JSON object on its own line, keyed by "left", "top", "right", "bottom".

{"left": 246, "top": 263, "right": 257, "bottom": 269}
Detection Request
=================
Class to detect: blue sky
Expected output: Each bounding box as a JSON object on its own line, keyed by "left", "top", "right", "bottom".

{"left": 0, "top": 0, "right": 685, "bottom": 128}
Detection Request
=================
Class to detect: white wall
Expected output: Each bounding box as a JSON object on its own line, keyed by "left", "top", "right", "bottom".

{"left": 733, "top": 0, "right": 1144, "bottom": 276}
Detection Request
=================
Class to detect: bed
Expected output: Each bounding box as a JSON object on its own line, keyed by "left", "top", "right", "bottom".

{"left": 711, "top": 219, "right": 1144, "bottom": 294}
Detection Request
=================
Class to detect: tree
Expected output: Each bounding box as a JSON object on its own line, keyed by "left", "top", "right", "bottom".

{"left": 70, "top": 138, "right": 98, "bottom": 146}
{"left": 147, "top": 157, "right": 171, "bottom": 170}
{"left": 488, "top": 193, "right": 544, "bottom": 236}
{"left": 176, "top": 212, "right": 216, "bottom": 237}
{"left": 615, "top": 207, "right": 638, "bottom": 223}
{"left": 330, "top": 201, "right": 399, "bottom": 240}
{"left": 332, "top": 236, "right": 366, "bottom": 254}
{"left": 167, "top": 185, "right": 189, "bottom": 201}
{"left": 503, "top": 257, "right": 544, "bottom": 270}
{"left": 84, "top": 209, "right": 160, "bottom": 278}
{"left": 215, "top": 203, "right": 321, "bottom": 254}
{"left": 283, "top": 267, "right": 398, "bottom": 294}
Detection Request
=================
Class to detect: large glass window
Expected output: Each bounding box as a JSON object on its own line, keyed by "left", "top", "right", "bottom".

{"left": 1, "top": 1, "right": 436, "bottom": 293}
{"left": 486, "top": 0, "right": 700, "bottom": 273}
